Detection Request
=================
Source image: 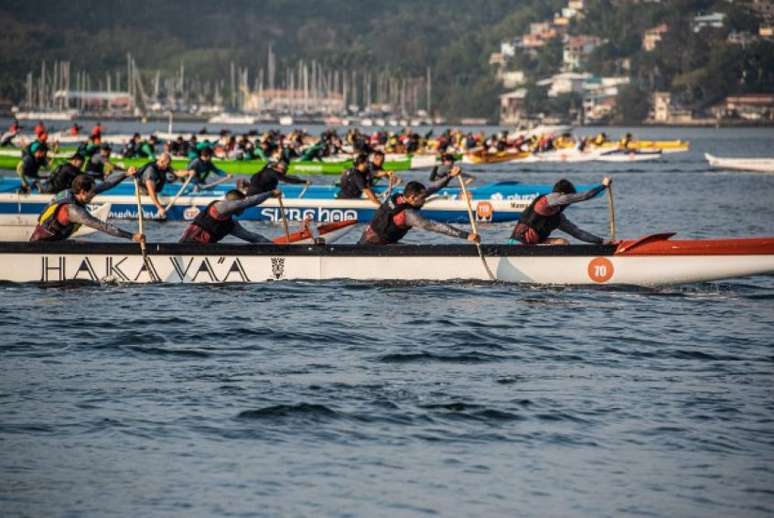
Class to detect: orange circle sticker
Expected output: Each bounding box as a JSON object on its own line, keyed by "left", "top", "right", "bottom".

{"left": 476, "top": 201, "right": 494, "bottom": 221}
{"left": 587, "top": 257, "right": 614, "bottom": 283}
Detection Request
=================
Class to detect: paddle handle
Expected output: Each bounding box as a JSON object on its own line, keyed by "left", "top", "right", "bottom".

{"left": 277, "top": 194, "right": 290, "bottom": 241}
{"left": 457, "top": 175, "right": 495, "bottom": 281}
{"left": 134, "top": 178, "right": 146, "bottom": 236}
{"left": 607, "top": 182, "right": 616, "bottom": 242}
{"left": 134, "top": 178, "right": 158, "bottom": 282}
{"left": 458, "top": 175, "right": 479, "bottom": 235}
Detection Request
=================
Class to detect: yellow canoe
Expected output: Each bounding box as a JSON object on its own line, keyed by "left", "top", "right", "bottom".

{"left": 463, "top": 150, "right": 531, "bottom": 164}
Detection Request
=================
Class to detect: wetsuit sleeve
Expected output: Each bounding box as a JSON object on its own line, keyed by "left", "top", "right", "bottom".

{"left": 213, "top": 192, "right": 272, "bottom": 218}
{"left": 404, "top": 209, "right": 469, "bottom": 239}
{"left": 424, "top": 175, "right": 454, "bottom": 196}
{"left": 230, "top": 221, "right": 271, "bottom": 243}
{"left": 66, "top": 204, "right": 134, "bottom": 239}
{"left": 545, "top": 185, "right": 606, "bottom": 208}
{"left": 93, "top": 171, "right": 129, "bottom": 194}
{"left": 280, "top": 174, "right": 307, "bottom": 185}
{"left": 429, "top": 166, "right": 439, "bottom": 181}
{"left": 558, "top": 214, "right": 603, "bottom": 244}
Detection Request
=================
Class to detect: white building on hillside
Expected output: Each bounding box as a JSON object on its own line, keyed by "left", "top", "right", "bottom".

{"left": 692, "top": 13, "right": 725, "bottom": 32}
{"left": 538, "top": 72, "right": 592, "bottom": 97}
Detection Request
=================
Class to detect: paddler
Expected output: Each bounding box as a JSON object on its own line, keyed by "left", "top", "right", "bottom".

{"left": 508, "top": 178, "right": 611, "bottom": 245}
{"left": 358, "top": 168, "right": 480, "bottom": 245}
{"left": 338, "top": 154, "right": 381, "bottom": 205}
{"left": 39, "top": 153, "right": 86, "bottom": 194}
{"left": 137, "top": 152, "right": 193, "bottom": 219}
{"left": 85, "top": 144, "right": 118, "bottom": 181}
{"left": 91, "top": 122, "right": 103, "bottom": 140}
{"left": 366, "top": 150, "right": 396, "bottom": 186}
{"left": 187, "top": 147, "right": 232, "bottom": 190}
{"left": 0, "top": 120, "right": 21, "bottom": 147}
{"left": 16, "top": 142, "right": 48, "bottom": 193}
{"left": 429, "top": 153, "right": 473, "bottom": 183}
{"left": 179, "top": 189, "right": 282, "bottom": 244}
{"left": 30, "top": 173, "right": 143, "bottom": 243}
{"left": 138, "top": 135, "right": 158, "bottom": 159}
{"left": 244, "top": 159, "right": 308, "bottom": 196}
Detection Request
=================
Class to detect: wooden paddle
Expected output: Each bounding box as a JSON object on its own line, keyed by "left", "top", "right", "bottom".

{"left": 277, "top": 192, "right": 291, "bottom": 242}
{"left": 457, "top": 174, "right": 496, "bottom": 281}
{"left": 134, "top": 177, "right": 160, "bottom": 282}
{"left": 607, "top": 179, "right": 616, "bottom": 242}
{"left": 163, "top": 172, "right": 194, "bottom": 212}
{"left": 298, "top": 181, "right": 310, "bottom": 198}
{"left": 199, "top": 174, "right": 233, "bottom": 191}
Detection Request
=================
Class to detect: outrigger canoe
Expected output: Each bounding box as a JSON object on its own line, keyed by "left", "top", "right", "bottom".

{"left": 0, "top": 177, "right": 594, "bottom": 203}
{"left": 0, "top": 191, "right": 535, "bottom": 224}
{"left": 705, "top": 154, "right": 774, "bottom": 173}
{"left": 2, "top": 234, "right": 772, "bottom": 286}
{"left": 0, "top": 182, "right": 602, "bottom": 223}
{"left": 556, "top": 139, "right": 689, "bottom": 153}
{"left": 0, "top": 154, "right": 439, "bottom": 175}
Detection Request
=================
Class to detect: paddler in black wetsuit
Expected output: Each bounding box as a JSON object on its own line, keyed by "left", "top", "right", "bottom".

{"left": 244, "top": 159, "right": 308, "bottom": 196}
{"left": 39, "top": 153, "right": 86, "bottom": 194}
{"left": 85, "top": 144, "right": 119, "bottom": 181}
{"left": 509, "top": 177, "right": 611, "bottom": 245}
{"left": 359, "top": 166, "right": 480, "bottom": 245}
{"left": 179, "top": 189, "right": 282, "bottom": 244}
{"left": 366, "top": 150, "right": 396, "bottom": 187}
{"left": 187, "top": 146, "right": 232, "bottom": 190}
{"left": 16, "top": 142, "right": 48, "bottom": 193}
{"left": 429, "top": 153, "right": 474, "bottom": 183}
{"left": 137, "top": 152, "right": 193, "bottom": 219}
{"left": 338, "top": 154, "right": 381, "bottom": 205}
{"left": 30, "top": 173, "right": 143, "bottom": 243}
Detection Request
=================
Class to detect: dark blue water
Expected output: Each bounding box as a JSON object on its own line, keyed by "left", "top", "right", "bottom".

{"left": 2, "top": 126, "right": 774, "bottom": 517}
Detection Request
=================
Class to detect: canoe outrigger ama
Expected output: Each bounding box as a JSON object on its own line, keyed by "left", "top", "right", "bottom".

{"left": 2, "top": 233, "right": 773, "bottom": 286}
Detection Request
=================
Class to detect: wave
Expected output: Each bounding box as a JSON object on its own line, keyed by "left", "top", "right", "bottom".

{"left": 377, "top": 350, "right": 508, "bottom": 364}
{"left": 236, "top": 403, "right": 339, "bottom": 420}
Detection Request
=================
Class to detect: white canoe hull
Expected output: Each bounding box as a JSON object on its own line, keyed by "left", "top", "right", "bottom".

{"left": 2, "top": 238, "right": 773, "bottom": 286}
{"left": 706, "top": 154, "right": 774, "bottom": 173}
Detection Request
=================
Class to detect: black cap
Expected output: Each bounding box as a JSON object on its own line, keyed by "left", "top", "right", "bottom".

{"left": 100, "top": 143, "right": 112, "bottom": 151}
{"left": 70, "top": 152, "right": 85, "bottom": 162}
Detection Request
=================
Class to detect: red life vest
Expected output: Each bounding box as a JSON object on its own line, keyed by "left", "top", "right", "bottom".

{"left": 185, "top": 201, "right": 235, "bottom": 243}
{"left": 368, "top": 194, "right": 413, "bottom": 244}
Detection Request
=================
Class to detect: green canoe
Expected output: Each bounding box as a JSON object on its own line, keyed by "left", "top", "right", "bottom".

{"left": 0, "top": 155, "right": 420, "bottom": 176}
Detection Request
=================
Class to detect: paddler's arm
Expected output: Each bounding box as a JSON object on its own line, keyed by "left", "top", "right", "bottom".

{"left": 547, "top": 183, "right": 608, "bottom": 208}
{"left": 558, "top": 215, "right": 603, "bottom": 244}
{"left": 230, "top": 221, "right": 272, "bottom": 243}
{"left": 94, "top": 167, "right": 137, "bottom": 194}
{"left": 215, "top": 190, "right": 277, "bottom": 218}
{"left": 279, "top": 174, "right": 307, "bottom": 185}
{"left": 16, "top": 159, "right": 31, "bottom": 191}
{"left": 404, "top": 210, "right": 476, "bottom": 241}
{"left": 423, "top": 166, "right": 459, "bottom": 196}
{"left": 362, "top": 187, "right": 381, "bottom": 205}
{"left": 144, "top": 177, "right": 166, "bottom": 216}
{"left": 66, "top": 204, "right": 140, "bottom": 241}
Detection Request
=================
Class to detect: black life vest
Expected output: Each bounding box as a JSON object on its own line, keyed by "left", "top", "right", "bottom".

{"left": 513, "top": 194, "right": 564, "bottom": 241}
{"left": 338, "top": 167, "right": 368, "bottom": 198}
{"left": 48, "top": 163, "right": 81, "bottom": 193}
{"left": 191, "top": 201, "right": 235, "bottom": 243}
{"left": 85, "top": 155, "right": 106, "bottom": 180}
{"left": 36, "top": 190, "right": 82, "bottom": 240}
{"left": 138, "top": 161, "right": 167, "bottom": 192}
{"left": 369, "top": 194, "right": 412, "bottom": 244}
